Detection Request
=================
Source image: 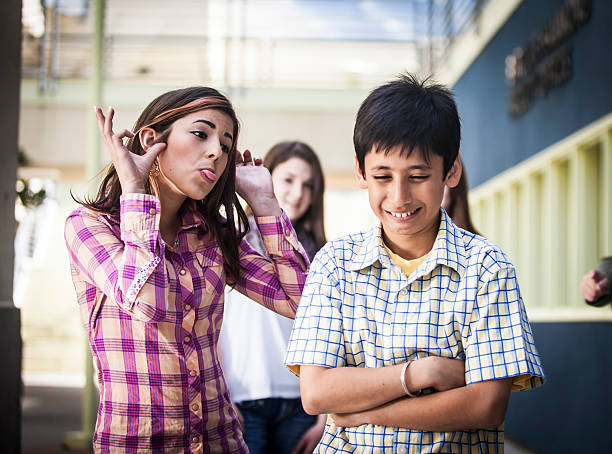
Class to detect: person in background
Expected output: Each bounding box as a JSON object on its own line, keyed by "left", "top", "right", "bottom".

{"left": 441, "top": 159, "right": 479, "bottom": 235}
{"left": 64, "top": 88, "right": 308, "bottom": 453}
{"left": 581, "top": 266, "right": 611, "bottom": 305}
{"left": 220, "top": 141, "right": 327, "bottom": 454}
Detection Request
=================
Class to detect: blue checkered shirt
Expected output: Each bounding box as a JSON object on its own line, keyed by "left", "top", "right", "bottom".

{"left": 285, "top": 209, "right": 545, "bottom": 453}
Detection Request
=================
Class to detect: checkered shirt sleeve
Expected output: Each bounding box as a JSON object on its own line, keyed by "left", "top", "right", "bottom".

{"left": 465, "top": 258, "right": 544, "bottom": 389}
{"left": 285, "top": 245, "right": 346, "bottom": 375}
{"left": 285, "top": 243, "right": 346, "bottom": 374}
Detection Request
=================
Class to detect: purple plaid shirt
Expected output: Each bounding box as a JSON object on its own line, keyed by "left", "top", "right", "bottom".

{"left": 64, "top": 193, "right": 309, "bottom": 453}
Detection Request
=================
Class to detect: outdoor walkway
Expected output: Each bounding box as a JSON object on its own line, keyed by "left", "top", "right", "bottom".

{"left": 22, "top": 385, "right": 88, "bottom": 454}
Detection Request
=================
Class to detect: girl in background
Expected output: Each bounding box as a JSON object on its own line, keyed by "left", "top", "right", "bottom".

{"left": 441, "top": 158, "right": 479, "bottom": 235}
{"left": 220, "top": 141, "right": 327, "bottom": 454}
{"left": 64, "top": 88, "right": 308, "bottom": 453}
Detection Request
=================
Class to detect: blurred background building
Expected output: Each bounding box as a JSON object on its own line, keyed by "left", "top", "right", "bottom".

{"left": 9, "top": 0, "right": 612, "bottom": 453}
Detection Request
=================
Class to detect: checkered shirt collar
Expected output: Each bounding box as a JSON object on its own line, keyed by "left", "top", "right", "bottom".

{"left": 348, "top": 208, "right": 467, "bottom": 278}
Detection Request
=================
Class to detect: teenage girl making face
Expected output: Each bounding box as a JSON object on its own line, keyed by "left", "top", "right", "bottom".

{"left": 221, "top": 141, "right": 327, "bottom": 454}
{"left": 64, "top": 87, "right": 308, "bottom": 453}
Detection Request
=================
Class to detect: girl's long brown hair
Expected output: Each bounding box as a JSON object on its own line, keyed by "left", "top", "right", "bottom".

{"left": 252, "top": 141, "right": 326, "bottom": 250}
{"left": 76, "top": 87, "right": 248, "bottom": 283}
{"left": 443, "top": 159, "right": 479, "bottom": 235}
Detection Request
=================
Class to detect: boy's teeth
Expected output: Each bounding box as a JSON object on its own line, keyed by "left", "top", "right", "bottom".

{"left": 390, "top": 209, "right": 416, "bottom": 218}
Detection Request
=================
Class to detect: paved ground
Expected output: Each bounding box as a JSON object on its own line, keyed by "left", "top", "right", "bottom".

{"left": 22, "top": 385, "right": 540, "bottom": 454}
{"left": 22, "top": 386, "right": 90, "bottom": 454}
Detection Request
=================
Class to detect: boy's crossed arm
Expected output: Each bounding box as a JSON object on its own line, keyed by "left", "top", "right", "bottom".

{"left": 299, "top": 362, "right": 512, "bottom": 432}
{"left": 330, "top": 376, "right": 512, "bottom": 432}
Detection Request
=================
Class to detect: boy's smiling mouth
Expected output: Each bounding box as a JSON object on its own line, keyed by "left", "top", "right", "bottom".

{"left": 386, "top": 207, "right": 420, "bottom": 219}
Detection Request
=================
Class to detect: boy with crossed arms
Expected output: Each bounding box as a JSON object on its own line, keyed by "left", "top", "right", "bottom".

{"left": 285, "top": 74, "right": 544, "bottom": 453}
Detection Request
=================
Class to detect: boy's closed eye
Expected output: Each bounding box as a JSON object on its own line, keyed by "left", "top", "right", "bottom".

{"left": 372, "top": 174, "right": 430, "bottom": 181}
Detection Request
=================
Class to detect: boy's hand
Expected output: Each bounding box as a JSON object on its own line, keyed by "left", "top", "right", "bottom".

{"left": 410, "top": 356, "right": 465, "bottom": 392}
{"left": 235, "top": 149, "right": 282, "bottom": 216}
{"left": 581, "top": 269, "right": 611, "bottom": 303}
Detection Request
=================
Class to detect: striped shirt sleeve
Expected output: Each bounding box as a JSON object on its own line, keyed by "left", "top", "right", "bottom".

{"left": 64, "top": 193, "right": 169, "bottom": 322}
{"left": 232, "top": 210, "right": 310, "bottom": 319}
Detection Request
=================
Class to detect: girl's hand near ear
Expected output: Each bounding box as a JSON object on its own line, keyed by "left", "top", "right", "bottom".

{"left": 95, "top": 106, "right": 166, "bottom": 194}
{"left": 235, "top": 149, "right": 282, "bottom": 217}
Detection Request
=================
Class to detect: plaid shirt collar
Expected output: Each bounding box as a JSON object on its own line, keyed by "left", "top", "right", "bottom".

{"left": 347, "top": 208, "right": 467, "bottom": 279}
{"left": 179, "top": 199, "right": 208, "bottom": 232}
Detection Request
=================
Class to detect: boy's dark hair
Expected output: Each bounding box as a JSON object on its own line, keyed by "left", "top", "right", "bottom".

{"left": 353, "top": 73, "right": 460, "bottom": 177}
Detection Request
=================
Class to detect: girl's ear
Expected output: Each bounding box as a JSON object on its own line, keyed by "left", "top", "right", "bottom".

{"left": 354, "top": 156, "right": 368, "bottom": 189}
{"left": 445, "top": 154, "right": 462, "bottom": 188}
{"left": 139, "top": 127, "right": 157, "bottom": 152}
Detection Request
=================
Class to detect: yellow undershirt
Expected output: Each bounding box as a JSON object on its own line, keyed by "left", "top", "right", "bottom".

{"left": 383, "top": 243, "right": 429, "bottom": 277}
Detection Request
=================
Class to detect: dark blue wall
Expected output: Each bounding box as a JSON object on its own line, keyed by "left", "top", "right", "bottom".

{"left": 453, "top": 3, "right": 612, "bottom": 451}
{"left": 453, "top": 0, "right": 612, "bottom": 187}
{"left": 505, "top": 321, "right": 612, "bottom": 454}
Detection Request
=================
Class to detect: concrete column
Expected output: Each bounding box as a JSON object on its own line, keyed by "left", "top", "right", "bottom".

{"left": 0, "top": 0, "right": 23, "bottom": 452}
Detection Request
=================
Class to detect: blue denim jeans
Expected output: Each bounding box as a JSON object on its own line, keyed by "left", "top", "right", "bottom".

{"left": 237, "top": 398, "right": 317, "bottom": 454}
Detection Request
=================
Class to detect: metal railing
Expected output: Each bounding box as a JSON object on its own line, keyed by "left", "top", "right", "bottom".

{"left": 22, "top": 0, "right": 489, "bottom": 91}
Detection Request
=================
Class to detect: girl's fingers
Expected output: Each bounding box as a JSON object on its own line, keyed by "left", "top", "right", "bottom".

{"left": 111, "top": 132, "right": 126, "bottom": 150}
{"left": 94, "top": 107, "right": 106, "bottom": 135}
{"left": 242, "top": 149, "right": 254, "bottom": 165}
{"left": 235, "top": 149, "right": 244, "bottom": 165}
{"left": 253, "top": 155, "right": 263, "bottom": 166}
{"left": 143, "top": 142, "right": 167, "bottom": 167}
{"left": 104, "top": 106, "right": 115, "bottom": 139}
{"left": 115, "top": 129, "right": 135, "bottom": 140}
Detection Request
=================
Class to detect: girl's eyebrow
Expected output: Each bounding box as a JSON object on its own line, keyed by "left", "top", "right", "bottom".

{"left": 192, "top": 119, "right": 233, "bottom": 141}
{"left": 280, "top": 171, "right": 313, "bottom": 182}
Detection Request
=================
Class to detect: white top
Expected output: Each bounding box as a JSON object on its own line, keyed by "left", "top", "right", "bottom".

{"left": 220, "top": 286, "right": 300, "bottom": 403}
